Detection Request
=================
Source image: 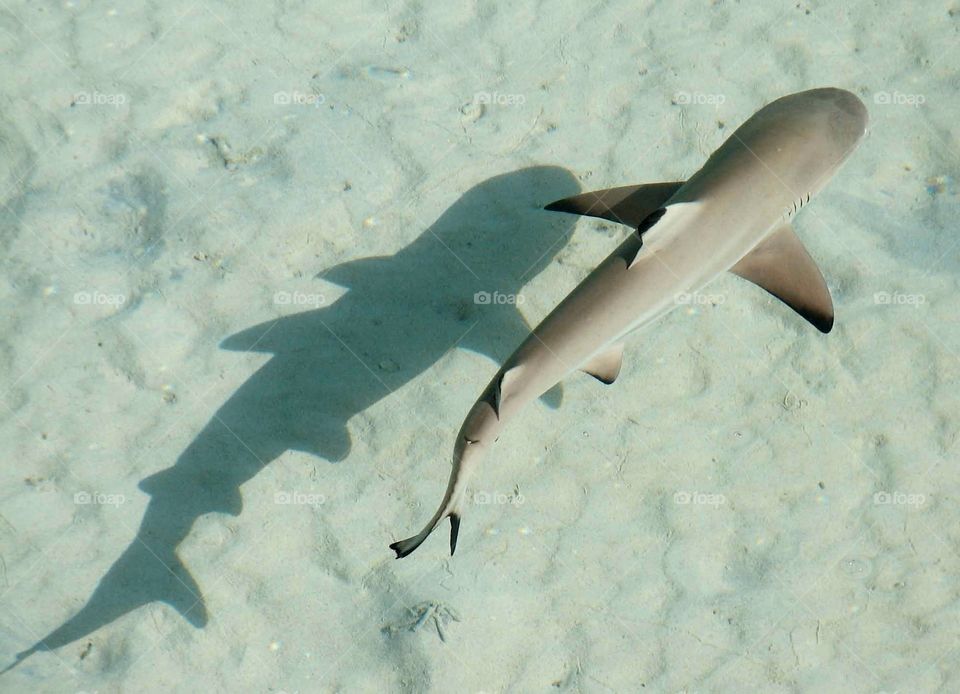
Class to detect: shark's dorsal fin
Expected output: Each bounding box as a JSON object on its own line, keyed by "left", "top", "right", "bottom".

{"left": 580, "top": 343, "right": 624, "bottom": 384}
{"left": 544, "top": 182, "right": 683, "bottom": 228}
{"left": 730, "top": 223, "right": 834, "bottom": 333}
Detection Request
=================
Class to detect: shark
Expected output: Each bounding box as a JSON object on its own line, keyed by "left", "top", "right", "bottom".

{"left": 390, "top": 87, "right": 868, "bottom": 558}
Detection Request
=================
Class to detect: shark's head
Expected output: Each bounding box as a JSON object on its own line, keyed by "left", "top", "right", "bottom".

{"left": 773, "top": 87, "right": 868, "bottom": 156}
{"left": 744, "top": 87, "right": 868, "bottom": 196}
{"left": 681, "top": 87, "right": 868, "bottom": 218}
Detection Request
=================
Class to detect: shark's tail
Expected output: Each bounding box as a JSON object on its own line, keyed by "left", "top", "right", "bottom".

{"left": 390, "top": 450, "right": 472, "bottom": 559}
{"left": 391, "top": 394, "right": 501, "bottom": 559}
{"left": 389, "top": 512, "right": 461, "bottom": 559}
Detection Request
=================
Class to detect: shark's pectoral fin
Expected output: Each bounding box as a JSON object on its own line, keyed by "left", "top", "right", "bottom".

{"left": 730, "top": 223, "right": 834, "bottom": 333}
{"left": 545, "top": 182, "right": 683, "bottom": 228}
{"left": 580, "top": 343, "right": 624, "bottom": 384}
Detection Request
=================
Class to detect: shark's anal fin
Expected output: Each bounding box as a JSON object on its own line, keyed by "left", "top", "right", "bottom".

{"left": 544, "top": 182, "right": 683, "bottom": 228}
{"left": 730, "top": 223, "right": 834, "bottom": 333}
{"left": 580, "top": 343, "right": 624, "bottom": 384}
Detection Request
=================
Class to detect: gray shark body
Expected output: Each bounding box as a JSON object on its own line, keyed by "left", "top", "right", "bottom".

{"left": 390, "top": 87, "right": 868, "bottom": 558}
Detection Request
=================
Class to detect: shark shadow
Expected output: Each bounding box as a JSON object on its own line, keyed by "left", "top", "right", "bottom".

{"left": 6, "top": 165, "right": 580, "bottom": 671}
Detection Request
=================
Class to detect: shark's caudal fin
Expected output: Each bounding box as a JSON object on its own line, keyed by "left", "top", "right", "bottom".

{"left": 391, "top": 395, "right": 497, "bottom": 559}
{"left": 389, "top": 513, "right": 461, "bottom": 559}
{"left": 545, "top": 182, "right": 683, "bottom": 228}
{"left": 390, "top": 440, "right": 478, "bottom": 559}
{"left": 731, "top": 222, "right": 834, "bottom": 333}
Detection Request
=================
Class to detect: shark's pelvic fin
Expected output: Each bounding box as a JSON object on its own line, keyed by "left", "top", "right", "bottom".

{"left": 544, "top": 182, "right": 683, "bottom": 228}
{"left": 730, "top": 223, "right": 834, "bottom": 333}
{"left": 580, "top": 343, "right": 624, "bottom": 384}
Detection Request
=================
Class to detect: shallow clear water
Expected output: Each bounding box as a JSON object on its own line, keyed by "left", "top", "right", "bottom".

{"left": 0, "top": 1, "right": 957, "bottom": 692}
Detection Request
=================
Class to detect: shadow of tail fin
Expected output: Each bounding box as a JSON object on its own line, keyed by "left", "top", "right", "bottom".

{"left": 3, "top": 543, "right": 207, "bottom": 674}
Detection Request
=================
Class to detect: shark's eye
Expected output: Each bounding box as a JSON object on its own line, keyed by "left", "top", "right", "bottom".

{"left": 636, "top": 207, "right": 667, "bottom": 238}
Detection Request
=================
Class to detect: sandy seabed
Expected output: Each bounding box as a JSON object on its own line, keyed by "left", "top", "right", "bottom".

{"left": 0, "top": 1, "right": 958, "bottom": 692}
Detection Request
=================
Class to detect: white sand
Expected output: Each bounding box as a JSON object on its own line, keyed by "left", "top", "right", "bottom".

{"left": 1, "top": 1, "right": 958, "bottom": 691}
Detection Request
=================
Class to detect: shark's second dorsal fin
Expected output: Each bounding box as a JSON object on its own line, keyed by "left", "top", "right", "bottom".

{"left": 730, "top": 223, "right": 834, "bottom": 333}
{"left": 544, "top": 182, "right": 683, "bottom": 228}
{"left": 580, "top": 343, "right": 624, "bottom": 384}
